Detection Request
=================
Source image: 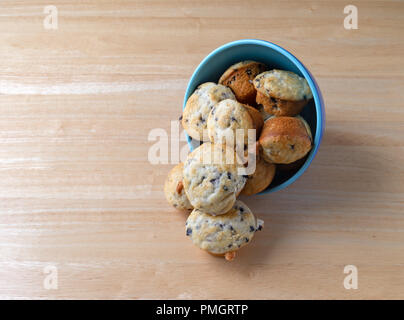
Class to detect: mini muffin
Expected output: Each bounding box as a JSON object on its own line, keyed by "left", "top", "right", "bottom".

{"left": 185, "top": 200, "right": 264, "bottom": 261}
{"left": 242, "top": 104, "right": 264, "bottom": 137}
{"left": 254, "top": 69, "right": 313, "bottom": 116}
{"left": 259, "top": 116, "right": 312, "bottom": 164}
{"left": 164, "top": 163, "right": 193, "bottom": 210}
{"left": 183, "top": 142, "right": 247, "bottom": 215}
{"left": 219, "top": 61, "right": 267, "bottom": 105}
{"left": 241, "top": 156, "right": 276, "bottom": 195}
{"left": 182, "top": 82, "right": 236, "bottom": 141}
{"left": 207, "top": 99, "right": 254, "bottom": 148}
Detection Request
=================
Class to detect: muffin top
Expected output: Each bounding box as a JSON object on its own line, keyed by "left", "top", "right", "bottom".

{"left": 218, "top": 61, "right": 267, "bottom": 105}
{"left": 182, "top": 82, "right": 236, "bottom": 141}
{"left": 218, "top": 60, "right": 267, "bottom": 84}
{"left": 254, "top": 70, "right": 313, "bottom": 101}
{"left": 182, "top": 142, "right": 247, "bottom": 215}
{"left": 186, "top": 200, "right": 264, "bottom": 254}
{"left": 164, "top": 162, "right": 193, "bottom": 210}
{"left": 207, "top": 99, "right": 254, "bottom": 146}
{"left": 259, "top": 116, "right": 312, "bottom": 164}
{"left": 259, "top": 116, "right": 312, "bottom": 144}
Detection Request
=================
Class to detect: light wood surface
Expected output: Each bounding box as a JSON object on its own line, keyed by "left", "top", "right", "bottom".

{"left": 0, "top": 0, "right": 403, "bottom": 300}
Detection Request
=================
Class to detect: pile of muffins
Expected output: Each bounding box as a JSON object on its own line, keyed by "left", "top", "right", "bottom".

{"left": 164, "top": 60, "right": 313, "bottom": 261}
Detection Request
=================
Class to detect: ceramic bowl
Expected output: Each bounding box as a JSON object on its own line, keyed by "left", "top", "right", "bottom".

{"left": 182, "top": 39, "right": 325, "bottom": 193}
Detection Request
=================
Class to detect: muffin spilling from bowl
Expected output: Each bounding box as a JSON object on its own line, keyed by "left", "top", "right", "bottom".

{"left": 165, "top": 61, "right": 313, "bottom": 261}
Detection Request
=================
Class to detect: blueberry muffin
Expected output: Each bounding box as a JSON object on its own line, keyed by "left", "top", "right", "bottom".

{"left": 253, "top": 70, "right": 313, "bottom": 116}
{"left": 182, "top": 82, "right": 236, "bottom": 141}
{"left": 164, "top": 163, "right": 193, "bottom": 210}
{"left": 185, "top": 200, "right": 264, "bottom": 261}
{"left": 259, "top": 116, "right": 312, "bottom": 164}
{"left": 241, "top": 156, "right": 276, "bottom": 195}
{"left": 207, "top": 99, "right": 255, "bottom": 147}
{"left": 219, "top": 61, "right": 267, "bottom": 105}
{"left": 183, "top": 142, "right": 247, "bottom": 215}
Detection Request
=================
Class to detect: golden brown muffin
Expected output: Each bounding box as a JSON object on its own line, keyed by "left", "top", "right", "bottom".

{"left": 259, "top": 116, "right": 312, "bottom": 164}
{"left": 185, "top": 200, "right": 264, "bottom": 261}
{"left": 254, "top": 69, "right": 313, "bottom": 116}
{"left": 219, "top": 61, "right": 267, "bottom": 105}
{"left": 164, "top": 163, "right": 193, "bottom": 210}
{"left": 242, "top": 104, "right": 264, "bottom": 138}
{"left": 241, "top": 156, "right": 276, "bottom": 195}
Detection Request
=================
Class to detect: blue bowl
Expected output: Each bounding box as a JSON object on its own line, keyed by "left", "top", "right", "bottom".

{"left": 182, "top": 39, "right": 325, "bottom": 194}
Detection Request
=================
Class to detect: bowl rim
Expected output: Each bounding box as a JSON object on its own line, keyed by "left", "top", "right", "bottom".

{"left": 182, "top": 39, "right": 325, "bottom": 194}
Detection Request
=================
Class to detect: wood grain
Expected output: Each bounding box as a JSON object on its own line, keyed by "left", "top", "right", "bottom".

{"left": 0, "top": 0, "right": 403, "bottom": 299}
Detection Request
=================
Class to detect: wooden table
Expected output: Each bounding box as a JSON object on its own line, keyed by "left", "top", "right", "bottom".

{"left": 0, "top": 0, "right": 403, "bottom": 300}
